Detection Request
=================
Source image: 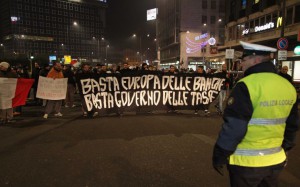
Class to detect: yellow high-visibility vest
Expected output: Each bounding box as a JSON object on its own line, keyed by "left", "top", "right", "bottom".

{"left": 229, "top": 72, "right": 297, "bottom": 167}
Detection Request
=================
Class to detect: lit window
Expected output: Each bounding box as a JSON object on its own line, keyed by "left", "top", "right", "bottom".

{"left": 242, "top": 0, "right": 246, "bottom": 9}
{"left": 254, "top": 0, "right": 260, "bottom": 4}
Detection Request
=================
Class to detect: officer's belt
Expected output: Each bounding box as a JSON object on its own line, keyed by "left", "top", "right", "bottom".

{"left": 249, "top": 118, "right": 287, "bottom": 125}
{"left": 234, "top": 147, "right": 282, "bottom": 156}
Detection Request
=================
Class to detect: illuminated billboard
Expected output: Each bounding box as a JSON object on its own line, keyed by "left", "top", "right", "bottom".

{"left": 49, "top": 55, "right": 57, "bottom": 64}
{"left": 180, "top": 32, "right": 217, "bottom": 68}
{"left": 11, "top": 16, "right": 20, "bottom": 23}
{"left": 147, "top": 8, "right": 157, "bottom": 21}
{"left": 64, "top": 55, "right": 72, "bottom": 64}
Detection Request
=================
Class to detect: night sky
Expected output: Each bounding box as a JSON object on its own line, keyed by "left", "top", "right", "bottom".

{"left": 106, "top": 0, "right": 156, "bottom": 50}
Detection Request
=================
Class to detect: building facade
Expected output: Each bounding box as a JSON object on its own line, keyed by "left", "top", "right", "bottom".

{"left": 0, "top": 0, "right": 107, "bottom": 63}
{"left": 224, "top": 0, "right": 300, "bottom": 82}
{"left": 156, "top": 0, "right": 225, "bottom": 70}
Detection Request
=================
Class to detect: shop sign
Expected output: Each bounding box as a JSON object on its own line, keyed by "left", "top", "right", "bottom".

{"left": 211, "top": 62, "right": 224, "bottom": 65}
{"left": 242, "top": 22, "right": 274, "bottom": 35}
{"left": 278, "top": 50, "right": 287, "bottom": 60}
{"left": 277, "top": 17, "right": 282, "bottom": 28}
{"left": 225, "top": 49, "right": 234, "bottom": 59}
{"left": 189, "top": 62, "right": 205, "bottom": 65}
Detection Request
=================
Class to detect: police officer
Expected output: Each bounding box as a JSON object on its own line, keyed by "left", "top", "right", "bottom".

{"left": 212, "top": 41, "right": 299, "bottom": 187}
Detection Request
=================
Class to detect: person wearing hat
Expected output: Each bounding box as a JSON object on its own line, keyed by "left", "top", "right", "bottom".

{"left": 0, "top": 62, "right": 18, "bottom": 124}
{"left": 0, "top": 62, "right": 17, "bottom": 78}
{"left": 212, "top": 41, "right": 299, "bottom": 186}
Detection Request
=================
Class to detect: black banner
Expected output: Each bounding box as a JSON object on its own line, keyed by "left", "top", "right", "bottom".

{"left": 78, "top": 72, "right": 225, "bottom": 112}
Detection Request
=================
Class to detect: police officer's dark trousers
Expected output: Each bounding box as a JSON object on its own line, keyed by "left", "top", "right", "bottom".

{"left": 227, "top": 162, "right": 285, "bottom": 187}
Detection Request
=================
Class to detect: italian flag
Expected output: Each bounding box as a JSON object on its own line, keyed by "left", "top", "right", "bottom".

{"left": 0, "top": 78, "right": 34, "bottom": 109}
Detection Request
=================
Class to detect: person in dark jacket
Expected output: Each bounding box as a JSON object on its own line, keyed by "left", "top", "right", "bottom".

{"left": 39, "top": 64, "right": 51, "bottom": 77}
{"left": 75, "top": 63, "right": 98, "bottom": 117}
{"left": 63, "top": 65, "right": 76, "bottom": 107}
{"left": 194, "top": 66, "right": 210, "bottom": 116}
{"left": 119, "top": 62, "right": 132, "bottom": 74}
{"left": 212, "top": 41, "right": 299, "bottom": 187}
{"left": 278, "top": 65, "right": 293, "bottom": 83}
{"left": 214, "top": 64, "right": 231, "bottom": 114}
{"left": 31, "top": 62, "right": 40, "bottom": 103}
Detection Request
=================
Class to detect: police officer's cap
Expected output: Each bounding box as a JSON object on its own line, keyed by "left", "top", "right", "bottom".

{"left": 240, "top": 41, "right": 277, "bottom": 58}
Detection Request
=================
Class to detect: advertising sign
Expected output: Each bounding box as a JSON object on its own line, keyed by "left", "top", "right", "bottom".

{"left": 147, "top": 8, "right": 157, "bottom": 21}
{"left": 64, "top": 55, "right": 72, "bottom": 64}
{"left": 49, "top": 55, "right": 57, "bottom": 64}
{"left": 180, "top": 32, "right": 210, "bottom": 68}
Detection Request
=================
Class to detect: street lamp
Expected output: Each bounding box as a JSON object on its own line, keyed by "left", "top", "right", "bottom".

{"left": 66, "top": 21, "right": 78, "bottom": 56}
{"left": 92, "top": 36, "right": 100, "bottom": 61}
{"left": 132, "top": 34, "right": 143, "bottom": 62}
{"left": 105, "top": 45, "right": 109, "bottom": 65}
{"left": 0, "top": 44, "right": 4, "bottom": 59}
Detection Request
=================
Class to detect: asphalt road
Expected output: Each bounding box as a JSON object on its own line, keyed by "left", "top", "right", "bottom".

{"left": 0, "top": 104, "right": 299, "bottom": 187}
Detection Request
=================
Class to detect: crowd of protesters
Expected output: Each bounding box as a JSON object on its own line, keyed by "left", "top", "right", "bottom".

{"left": 0, "top": 60, "right": 297, "bottom": 125}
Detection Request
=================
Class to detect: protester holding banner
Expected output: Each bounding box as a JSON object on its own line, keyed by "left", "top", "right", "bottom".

{"left": 120, "top": 62, "right": 132, "bottom": 74}
{"left": 164, "top": 65, "right": 179, "bottom": 113}
{"left": 214, "top": 64, "right": 231, "bottom": 115}
{"left": 141, "top": 63, "right": 148, "bottom": 71}
{"left": 43, "top": 62, "right": 64, "bottom": 119}
{"left": 164, "top": 65, "right": 177, "bottom": 76}
{"left": 75, "top": 63, "right": 98, "bottom": 117}
{"left": 0, "top": 62, "right": 18, "bottom": 124}
{"left": 93, "top": 63, "right": 102, "bottom": 74}
{"left": 194, "top": 66, "right": 210, "bottom": 116}
{"left": 110, "top": 64, "right": 120, "bottom": 74}
{"left": 39, "top": 64, "right": 51, "bottom": 107}
{"left": 13, "top": 66, "right": 30, "bottom": 116}
{"left": 98, "top": 64, "right": 108, "bottom": 75}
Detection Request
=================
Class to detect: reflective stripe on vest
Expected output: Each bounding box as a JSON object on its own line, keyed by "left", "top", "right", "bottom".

{"left": 249, "top": 118, "right": 287, "bottom": 125}
{"left": 234, "top": 147, "right": 282, "bottom": 156}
